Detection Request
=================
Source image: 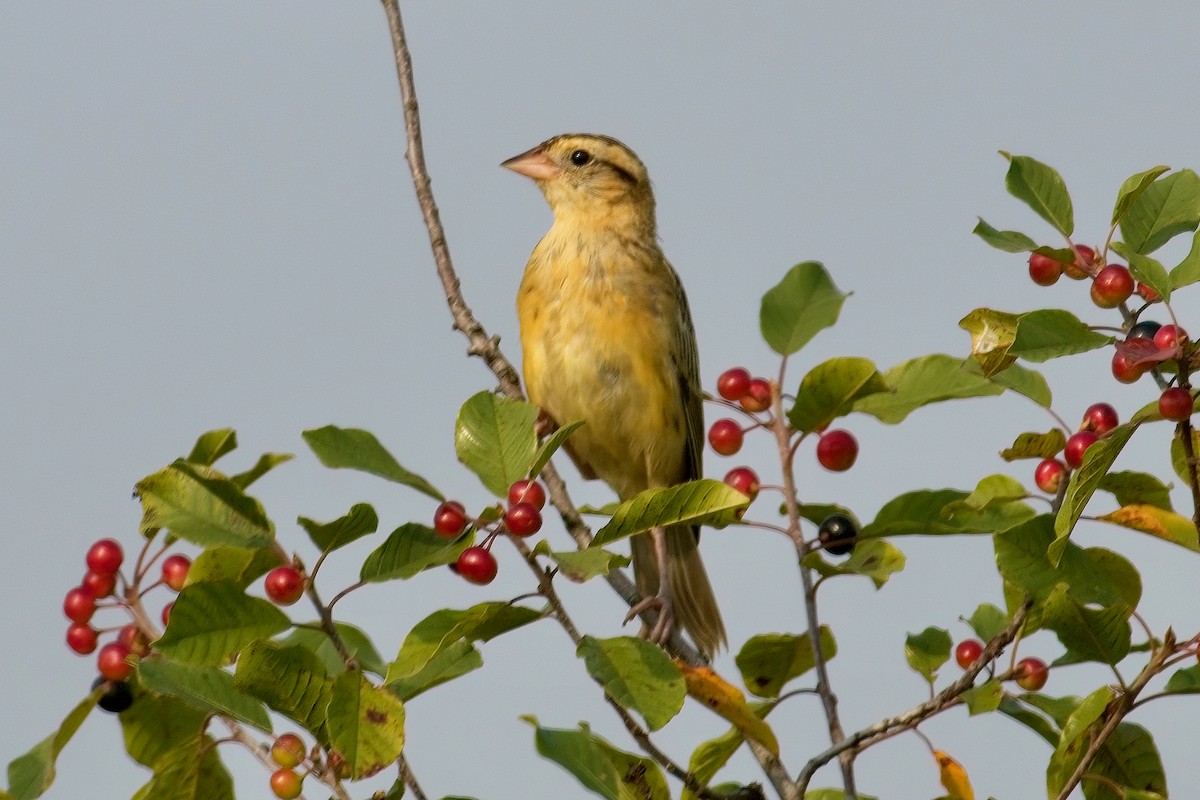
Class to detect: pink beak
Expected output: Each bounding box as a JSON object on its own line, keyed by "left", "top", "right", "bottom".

{"left": 501, "top": 147, "right": 562, "bottom": 181}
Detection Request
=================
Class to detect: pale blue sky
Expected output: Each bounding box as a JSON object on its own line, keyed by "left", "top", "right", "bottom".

{"left": 4, "top": 4, "right": 1200, "bottom": 798}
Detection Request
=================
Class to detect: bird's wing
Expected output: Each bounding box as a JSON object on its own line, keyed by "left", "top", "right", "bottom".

{"left": 667, "top": 260, "right": 704, "bottom": 486}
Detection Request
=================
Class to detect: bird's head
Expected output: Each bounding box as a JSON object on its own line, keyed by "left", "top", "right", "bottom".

{"left": 502, "top": 134, "right": 655, "bottom": 229}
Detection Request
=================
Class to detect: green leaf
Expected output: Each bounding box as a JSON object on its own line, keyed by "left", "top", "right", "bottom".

{"left": 186, "top": 429, "right": 238, "bottom": 466}
{"left": 759, "top": 262, "right": 847, "bottom": 356}
{"left": 1085, "top": 722, "right": 1167, "bottom": 800}
{"left": 966, "top": 603, "right": 1008, "bottom": 641}
{"left": 1001, "top": 429, "right": 1067, "bottom": 461}
{"left": 120, "top": 691, "right": 207, "bottom": 769}
{"left": 455, "top": 392, "right": 539, "bottom": 497}
{"left": 1096, "top": 504, "right": 1200, "bottom": 552}
{"left": 954, "top": 474, "right": 1028, "bottom": 511}
{"left": 1170, "top": 428, "right": 1200, "bottom": 484}
{"left": 987, "top": 361, "right": 1052, "bottom": 407}
{"left": 1112, "top": 166, "right": 1171, "bottom": 225}
{"left": 303, "top": 425, "right": 441, "bottom": 500}
{"left": 972, "top": 218, "right": 1037, "bottom": 252}
{"left": 577, "top": 636, "right": 685, "bottom": 731}
{"left": 997, "top": 696, "right": 1059, "bottom": 746}
{"left": 862, "top": 488, "right": 1033, "bottom": 538}
{"left": 279, "top": 622, "right": 387, "bottom": 676}
{"left": 1053, "top": 422, "right": 1139, "bottom": 564}
{"left": 1120, "top": 168, "right": 1200, "bottom": 254}
{"left": 1001, "top": 152, "right": 1074, "bottom": 236}
{"left": 229, "top": 452, "right": 293, "bottom": 490}
{"left": 787, "top": 357, "right": 889, "bottom": 434}
{"left": 135, "top": 460, "right": 274, "bottom": 548}
{"left": 904, "top": 627, "right": 951, "bottom": 684}
{"left": 852, "top": 354, "right": 1002, "bottom": 424}
{"left": 326, "top": 671, "right": 406, "bottom": 780}
{"left": 1170, "top": 227, "right": 1200, "bottom": 289}
{"left": 6, "top": 693, "right": 96, "bottom": 800}
{"left": 1164, "top": 664, "right": 1200, "bottom": 694}
{"left": 360, "top": 523, "right": 472, "bottom": 583}
{"left": 1046, "top": 687, "right": 1115, "bottom": 797}
{"left": 129, "top": 734, "right": 234, "bottom": 800}
{"left": 681, "top": 725, "right": 748, "bottom": 800}
{"left": 591, "top": 480, "right": 748, "bottom": 546}
{"left": 958, "top": 308, "right": 1018, "bottom": 376}
{"left": 531, "top": 420, "right": 586, "bottom": 477}
{"left": 522, "top": 717, "right": 669, "bottom": 800}
{"left": 1122, "top": 250, "right": 1172, "bottom": 304}
{"left": 735, "top": 627, "right": 836, "bottom": 699}
{"left": 385, "top": 640, "right": 483, "bottom": 702}
{"left": 549, "top": 548, "right": 631, "bottom": 582}
{"left": 802, "top": 539, "right": 906, "bottom": 588}
{"left": 138, "top": 657, "right": 271, "bottom": 731}
{"left": 156, "top": 580, "right": 291, "bottom": 666}
{"left": 233, "top": 642, "right": 334, "bottom": 739}
{"left": 300, "top": 503, "right": 378, "bottom": 554}
{"left": 804, "top": 791, "right": 879, "bottom": 800}
{"left": 1042, "top": 584, "right": 1131, "bottom": 664}
{"left": 387, "top": 603, "right": 545, "bottom": 682}
{"left": 961, "top": 679, "right": 1003, "bottom": 715}
{"left": 1097, "top": 471, "right": 1172, "bottom": 511}
{"left": 186, "top": 546, "right": 280, "bottom": 588}
{"left": 1009, "top": 309, "right": 1114, "bottom": 362}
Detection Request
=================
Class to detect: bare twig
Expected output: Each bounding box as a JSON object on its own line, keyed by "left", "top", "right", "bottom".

{"left": 796, "top": 598, "right": 1033, "bottom": 791}
{"left": 397, "top": 752, "right": 430, "bottom": 800}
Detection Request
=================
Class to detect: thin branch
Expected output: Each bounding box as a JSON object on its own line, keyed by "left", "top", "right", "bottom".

{"left": 397, "top": 752, "right": 430, "bottom": 800}
{"left": 796, "top": 598, "right": 1033, "bottom": 791}
{"left": 767, "top": 380, "right": 849, "bottom": 798}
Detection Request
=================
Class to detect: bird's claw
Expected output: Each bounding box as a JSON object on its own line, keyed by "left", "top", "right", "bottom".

{"left": 624, "top": 593, "right": 674, "bottom": 645}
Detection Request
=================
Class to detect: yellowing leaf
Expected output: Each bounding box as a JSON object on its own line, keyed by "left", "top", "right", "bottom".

{"left": 676, "top": 663, "right": 779, "bottom": 756}
{"left": 1098, "top": 504, "right": 1200, "bottom": 552}
{"left": 934, "top": 750, "right": 975, "bottom": 800}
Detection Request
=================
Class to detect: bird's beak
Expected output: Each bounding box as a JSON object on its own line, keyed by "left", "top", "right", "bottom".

{"left": 501, "top": 147, "right": 562, "bottom": 181}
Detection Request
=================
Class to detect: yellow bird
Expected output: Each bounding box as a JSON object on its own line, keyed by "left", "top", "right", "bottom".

{"left": 503, "top": 133, "right": 726, "bottom": 658}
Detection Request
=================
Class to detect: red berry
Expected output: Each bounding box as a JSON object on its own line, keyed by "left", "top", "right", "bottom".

{"left": 264, "top": 566, "right": 305, "bottom": 606}
{"left": 716, "top": 367, "right": 752, "bottom": 401}
{"left": 1159, "top": 387, "right": 1195, "bottom": 421}
{"left": 1154, "top": 324, "right": 1188, "bottom": 351}
{"left": 739, "top": 378, "right": 772, "bottom": 412}
{"left": 66, "top": 623, "right": 98, "bottom": 655}
{"left": 161, "top": 602, "right": 174, "bottom": 626}
{"left": 116, "top": 624, "right": 150, "bottom": 656}
{"left": 708, "top": 419, "right": 744, "bottom": 456}
{"left": 86, "top": 538, "right": 124, "bottom": 575}
{"left": 1111, "top": 350, "right": 1146, "bottom": 384}
{"left": 82, "top": 570, "right": 117, "bottom": 599}
{"left": 1090, "top": 265, "right": 1134, "bottom": 308}
{"left": 955, "top": 639, "right": 984, "bottom": 669}
{"left": 1033, "top": 458, "right": 1066, "bottom": 494}
{"left": 455, "top": 547, "right": 498, "bottom": 585}
{"left": 271, "top": 733, "right": 306, "bottom": 768}
{"left": 1080, "top": 402, "right": 1119, "bottom": 435}
{"left": 63, "top": 586, "right": 97, "bottom": 624}
{"left": 1027, "top": 252, "right": 1062, "bottom": 286}
{"left": 816, "top": 429, "right": 858, "bottom": 472}
{"left": 504, "top": 502, "right": 543, "bottom": 537}
{"left": 161, "top": 554, "right": 191, "bottom": 592}
{"left": 1065, "top": 244, "right": 1096, "bottom": 279}
{"left": 433, "top": 501, "right": 469, "bottom": 538}
{"left": 1064, "top": 431, "right": 1099, "bottom": 470}
{"left": 1015, "top": 657, "right": 1049, "bottom": 691}
{"left": 1137, "top": 282, "right": 1161, "bottom": 302}
{"left": 723, "top": 467, "right": 760, "bottom": 500}
{"left": 270, "top": 768, "right": 304, "bottom": 800}
{"left": 507, "top": 479, "right": 547, "bottom": 510}
{"left": 97, "top": 641, "right": 134, "bottom": 681}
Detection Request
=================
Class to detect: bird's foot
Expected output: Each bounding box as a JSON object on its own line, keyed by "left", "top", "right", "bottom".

{"left": 534, "top": 410, "right": 559, "bottom": 439}
{"left": 624, "top": 592, "right": 674, "bottom": 645}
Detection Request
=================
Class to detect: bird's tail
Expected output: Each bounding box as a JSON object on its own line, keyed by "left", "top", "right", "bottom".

{"left": 631, "top": 526, "right": 726, "bottom": 659}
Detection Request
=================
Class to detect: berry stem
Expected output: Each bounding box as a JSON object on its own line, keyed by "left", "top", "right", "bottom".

{"left": 396, "top": 753, "right": 429, "bottom": 800}
{"left": 1174, "top": 368, "right": 1200, "bottom": 529}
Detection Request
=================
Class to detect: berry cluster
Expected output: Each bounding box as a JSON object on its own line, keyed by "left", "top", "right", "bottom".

{"left": 954, "top": 638, "right": 1048, "bottom": 691}
{"left": 62, "top": 538, "right": 195, "bottom": 713}
{"left": 436, "top": 478, "right": 549, "bottom": 586}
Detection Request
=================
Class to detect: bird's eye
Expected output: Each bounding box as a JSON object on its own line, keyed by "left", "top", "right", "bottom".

{"left": 569, "top": 149, "right": 592, "bottom": 166}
